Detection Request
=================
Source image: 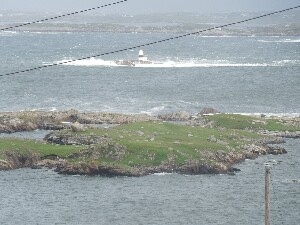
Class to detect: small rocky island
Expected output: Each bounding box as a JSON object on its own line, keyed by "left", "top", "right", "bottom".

{"left": 0, "top": 109, "right": 299, "bottom": 176}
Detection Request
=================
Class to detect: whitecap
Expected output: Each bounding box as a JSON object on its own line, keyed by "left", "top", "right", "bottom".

{"left": 258, "top": 39, "right": 300, "bottom": 43}
{"left": 152, "top": 172, "right": 174, "bottom": 176}
{"left": 140, "top": 105, "right": 166, "bottom": 115}
{"left": 55, "top": 57, "right": 297, "bottom": 68}
{"left": 56, "top": 58, "right": 118, "bottom": 67}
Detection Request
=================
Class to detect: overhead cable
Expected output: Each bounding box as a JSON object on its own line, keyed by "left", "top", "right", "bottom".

{"left": 1, "top": 5, "right": 299, "bottom": 77}
{"left": 0, "top": 0, "right": 129, "bottom": 32}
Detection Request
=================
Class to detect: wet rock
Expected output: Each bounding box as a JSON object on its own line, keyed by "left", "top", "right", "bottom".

{"left": 31, "top": 165, "right": 42, "bottom": 169}
{"left": 267, "top": 146, "right": 287, "bottom": 155}
{"left": 227, "top": 172, "right": 236, "bottom": 176}
{"left": 243, "top": 144, "right": 287, "bottom": 157}
{"left": 158, "top": 111, "right": 192, "bottom": 121}
{"left": 43, "top": 123, "right": 64, "bottom": 130}
{"left": 230, "top": 167, "right": 241, "bottom": 172}
{"left": 1, "top": 151, "right": 40, "bottom": 170}
{"left": 198, "top": 107, "right": 220, "bottom": 115}
{"left": 55, "top": 162, "right": 141, "bottom": 177}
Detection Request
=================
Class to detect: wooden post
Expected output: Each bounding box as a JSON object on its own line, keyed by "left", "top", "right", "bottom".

{"left": 265, "top": 164, "right": 271, "bottom": 225}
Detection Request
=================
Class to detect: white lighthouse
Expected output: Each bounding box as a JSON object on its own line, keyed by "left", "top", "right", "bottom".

{"left": 115, "top": 49, "right": 152, "bottom": 66}
{"left": 138, "top": 50, "right": 148, "bottom": 62}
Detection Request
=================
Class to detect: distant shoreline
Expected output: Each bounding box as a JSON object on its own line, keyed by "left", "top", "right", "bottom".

{"left": 1, "top": 23, "right": 299, "bottom": 36}
{"left": 1, "top": 10, "right": 299, "bottom": 36}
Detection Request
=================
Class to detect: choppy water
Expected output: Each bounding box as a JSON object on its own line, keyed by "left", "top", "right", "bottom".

{"left": 0, "top": 32, "right": 299, "bottom": 115}
{"left": 0, "top": 31, "right": 300, "bottom": 224}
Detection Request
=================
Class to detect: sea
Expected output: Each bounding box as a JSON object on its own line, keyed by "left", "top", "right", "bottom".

{"left": 0, "top": 31, "right": 299, "bottom": 224}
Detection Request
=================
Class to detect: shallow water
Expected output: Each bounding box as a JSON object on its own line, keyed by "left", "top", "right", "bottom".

{"left": 0, "top": 130, "right": 50, "bottom": 140}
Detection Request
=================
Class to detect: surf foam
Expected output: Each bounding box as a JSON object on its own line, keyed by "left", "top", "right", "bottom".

{"left": 258, "top": 38, "right": 300, "bottom": 43}
{"left": 55, "top": 58, "right": 299, "bottom": 68}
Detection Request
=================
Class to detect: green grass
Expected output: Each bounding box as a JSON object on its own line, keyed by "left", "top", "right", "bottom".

{"left": 1, "top": 115, "right": 296, "bottom": 168}
{"left": 71, "top": 121, "right": 263, "bottom": 167}
{"left": 0, "top": 138, "right": 81, "bottom": 160}
{"left": 206, "top": 114, "right": 299, "bottom": 131}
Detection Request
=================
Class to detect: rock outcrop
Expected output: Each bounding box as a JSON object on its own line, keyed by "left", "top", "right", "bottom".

{"left": 198, "top": 107, "right": 220, "bottom": 115}
{"left": 0, "top": 110, "right": 298, "bottom": 177}
{"left": 258, "top": 130, "right": 300, "bottom": 139}
{"left": 0, "top": 142, "right": 289, "bottom": 176}
{"left": 0, "top": 151, "right": 40, "bottom": 170}
{"left": 44, "top": 132, "right": 110, "bottom": 145}
{"left": 158, "top": 111, "right": 192, "bottom": 121}
{"left": 0, "top": 110, "right": 159, "bottom": 133}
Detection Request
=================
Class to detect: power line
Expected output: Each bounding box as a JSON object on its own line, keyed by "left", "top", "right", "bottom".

{"left": 0, "top": 0, "right": 129, "bottom": 32}
{"left": 1, "top": 5, "right": 299, "bottom": 77}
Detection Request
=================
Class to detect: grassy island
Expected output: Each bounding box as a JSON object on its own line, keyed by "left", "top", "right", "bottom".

{"left": 0, "top": 111, "right": 299, "bottom": 176}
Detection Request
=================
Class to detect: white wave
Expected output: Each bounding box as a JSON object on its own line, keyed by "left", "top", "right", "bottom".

{"left": 4, "top": 30, "right": 17, "bottom": 33}
{"left": 152, "top": 172, "right": 174, "bottom": 176}
{"left": 258, "top": 39, "right": 300, "bottom": 43}
{"left": 134, "top": 61, "right": 270, "bottom": 68}
{"left": 56, "top": 58, "right": 118, "bottom": 67}
{"left": 273, "top": 60, "right": 300, "bottom": 66}
{"left": 27, "top": 107, "right": 58, "bottom": 112}
{"left": 57, "top": 58, "right": 287, "bottom": 68}
{"left": 0, "top": 30, "right": 18, "bottom": 36}
{"left": 196, "top": 35, "right": 238, "bottom": 38}
{"left": 285, "top": 39, "right": 300, "bottom": 43}
{"left": 140, "top": 106, "right": 166, "bottom": 115}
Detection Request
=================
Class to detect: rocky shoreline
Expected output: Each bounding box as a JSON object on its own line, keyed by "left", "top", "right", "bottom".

{"left": 0, "top": 143, "right": 287, "bottom": 177}
{"left": 0, "top": 109, "right": 299, "bottom": 176}
{"left": 0, "top": 109, "right": 158, "bottom": 134}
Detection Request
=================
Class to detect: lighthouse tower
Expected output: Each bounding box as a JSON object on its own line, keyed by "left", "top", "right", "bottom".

{"left": 138, "top": 50, "right": 148, "bottom": 62}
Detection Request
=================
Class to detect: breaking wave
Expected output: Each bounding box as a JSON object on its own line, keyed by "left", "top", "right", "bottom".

{"left": 0, "top": 30, "right": 18, "bottom": 36}
{"left": 258, "top": 38, "right": 300, "bottom": 43}
{"left": 55, "top": 58, "right": 299, "bottom": 68}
